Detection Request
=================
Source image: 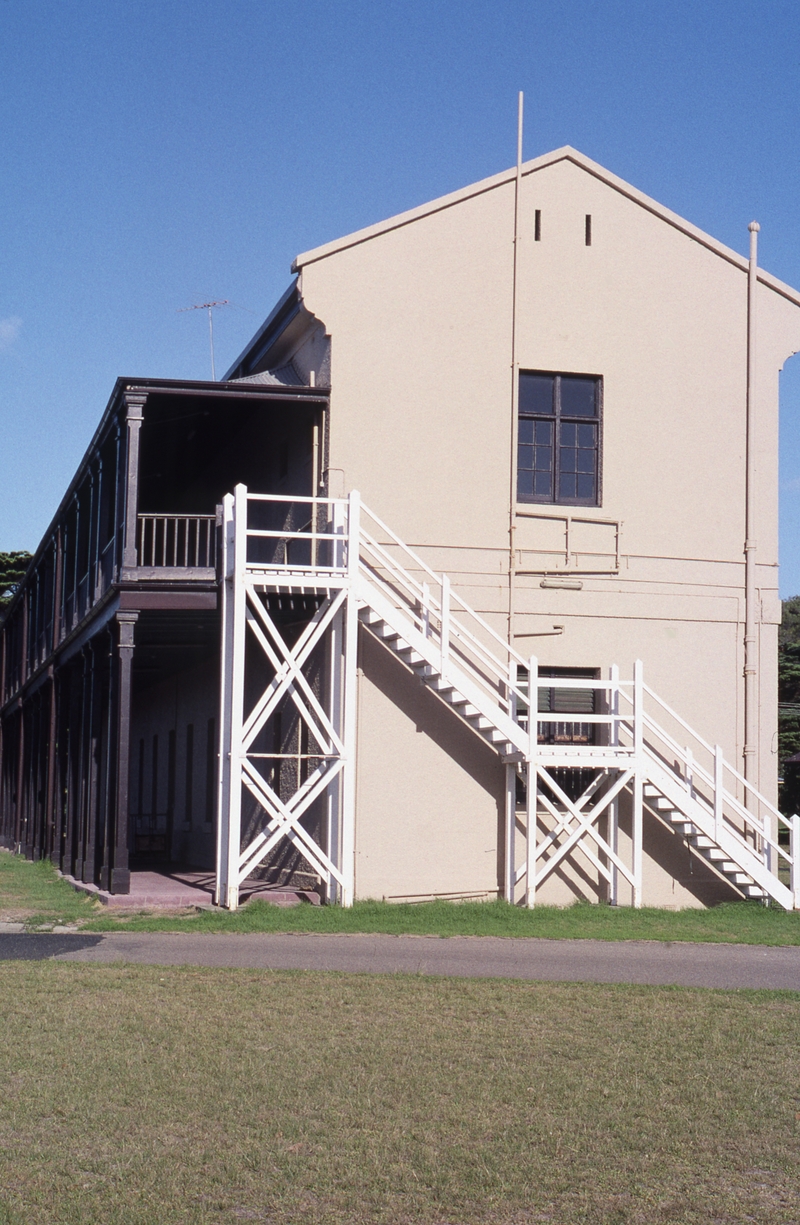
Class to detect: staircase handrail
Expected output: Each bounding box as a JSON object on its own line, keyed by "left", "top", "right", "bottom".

{"left": 358, "top": 511, "right": 533, "bottom": 712}
{"left": 360, "top": 527, "right": 632, "bottom": 735}
{"left": 360, "top": 502, "right": 531, "bottom": 671}
{"left": 647, "top": 718, "right": 790, "bottom": 868}
{"left": 643, "top": 754, "right": 794, "bottom": 908}
{"left": 641, "top": 681, "right": 789, "bottom": 834}
{"left": 360, "top": 577, "right": 528, "bottom": 753}
{"left": 244, "top": 492, "right": 350, "bottom": 506}
{"left": 359, "top": 528, "right": 531, "bottom": 707}
{"left": 359, "top": 537, "right": 532, "bottom": 716}
{"left": 640, "top": 709, "right": 790, "bottom": 870}
{"left": 641, "top": 682, "right": 714, "bottom": 756}
{"left": 603, "top": 673, "right": 790, "bottom": 876}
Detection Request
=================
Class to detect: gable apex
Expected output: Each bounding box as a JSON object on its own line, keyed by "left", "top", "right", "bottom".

{"left": 292, "top": 145, "right": 800, "bottom": 308}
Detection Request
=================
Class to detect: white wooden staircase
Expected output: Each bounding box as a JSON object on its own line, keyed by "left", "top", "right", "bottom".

{"left": 216, "top": 487, "right": 800, "bottom": 910}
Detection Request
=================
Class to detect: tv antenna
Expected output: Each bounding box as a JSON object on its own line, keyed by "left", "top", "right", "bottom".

{"left": 178, "top": 300, "right": 230, "bottom": 380}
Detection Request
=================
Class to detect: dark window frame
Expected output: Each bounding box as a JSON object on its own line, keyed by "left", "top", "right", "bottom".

{"left": 517, "top": 370, "right": 603, "bottom": 508}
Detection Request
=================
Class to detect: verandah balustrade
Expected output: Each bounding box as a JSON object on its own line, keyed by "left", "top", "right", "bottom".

{"left": 136, "top": 514, "right": 217, "bottom": 570}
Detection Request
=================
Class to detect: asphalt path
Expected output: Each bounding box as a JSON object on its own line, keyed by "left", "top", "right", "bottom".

{"left": 2, "top": 931, "right": 800, "bottom": 989}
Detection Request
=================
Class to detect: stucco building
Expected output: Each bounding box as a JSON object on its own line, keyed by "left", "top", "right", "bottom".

{"left": 3, "top": 146, "right": 800, "bottom": 909}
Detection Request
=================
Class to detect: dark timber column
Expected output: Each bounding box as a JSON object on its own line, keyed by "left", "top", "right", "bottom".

{"left": 51, "top": 668, "right": 67, "bottom": 867}
{"left": 14, "top": 590, "right": 28, "bottom": 851}
{"left": 74, "top": 648, "right": 90, "bottom": 881}
{"left": 26, "top": 694, "right": 41, "bottom": 860}
{"left": 98, "top": 627, "right": 114, "bottom": 891}
{"left": 83, "top": 640, "right": 101, "bottom": 884}
{"left": 121, "top": 394, "right": 146, "bottom": 574}
{"left": 111, "top": 611, "right": 137, "bottom": 893}
{"left": 62, "top": 665, "right": 80, "bottom": 875}
{"left": 14, "top": 701, "right": 24, "bottom": 852}
{"left": 44, "top": 672, "right": 57, "bottom": 861}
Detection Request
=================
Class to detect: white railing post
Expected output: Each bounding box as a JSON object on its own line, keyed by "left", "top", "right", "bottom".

{"left": 339, "top": 490, "right": 361, "bottom": 907}
{"left": 504, "top": 660, "right": 517, "bottom": 904}
{"left": 215, "top": 484, "right": 248, "bottom": 909}
{"left": 525, "top": 655, "right": 538, "bottom": 908}
{"left": 632, "top": 659, "right": 644, "bottom": 908}
{"left": 326, "top": 591, "right": 345, "bottom": 905}
{"left": 332, "top": 498, "right": 347, "bottom": 571}
{"left": 609, "top": 664, "right": 620, "bottom": 905}
{"left": 421, "top": 581, "right": 430, "bottom": 639}
{"left": 685, "top": 748, "right": 693, "bottom": 800}
{"left": 714, "top": 745, "right": 724, "bottom": 842}
{"left": 328, "top": 489, "right": 349, "bottom": 899}
{"left": 440, "top": 574, "right": 450, "bottom": 672}
{"left": 504, "top": 765, "right": 516, "bottom": 904}
{"left": 763, "top": 810, "right": 772, "bottom": 876}
{"left": 791, "top": 815, "right": 800, "bottom": 910}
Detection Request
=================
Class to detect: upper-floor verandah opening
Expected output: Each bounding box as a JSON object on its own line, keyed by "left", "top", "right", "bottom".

{"left": 0, "top": 377, "right": 329, "bottom": 708}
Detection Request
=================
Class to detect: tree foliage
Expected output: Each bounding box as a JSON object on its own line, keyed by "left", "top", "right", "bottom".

{"left": 779, "top": 596, "right": 800, "bottom": 813}
{"left": 0, "top": 551, "right": 32, "bottom": 617}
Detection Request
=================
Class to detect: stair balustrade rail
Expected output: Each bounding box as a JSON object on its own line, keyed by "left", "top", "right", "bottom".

{"left": 358, "top": 502, "right": 631, "bottom": 753}
{"left": 638, "top": 683, "right": 798, "bottom": 902}
{"left": 233, "top": 492, "right": 351, "bottom": 574}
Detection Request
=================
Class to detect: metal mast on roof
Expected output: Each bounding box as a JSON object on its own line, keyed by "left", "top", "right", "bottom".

{"left": 178, "top": 300, "right": 230, "bottom": 380}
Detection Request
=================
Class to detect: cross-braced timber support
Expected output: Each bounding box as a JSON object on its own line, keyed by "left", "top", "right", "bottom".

{"left": 216, "top": 485, "right": 359, "bottom": 909}
{"left": 213, "top": 483, "right": 797, "bottom": 912}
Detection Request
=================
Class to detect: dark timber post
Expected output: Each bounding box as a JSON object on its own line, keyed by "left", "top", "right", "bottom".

{"left": 83, "top": 640, "right": 100, "bottom": 884}
{"left": 122, "top": 393, "right": 146, "bottom": 573}
{"left": 98, "top": 627, "right": 114, "bottom": 890}
{"left": 111, "top": 611, "right": 137, "bottom": 893}
{"left": 63, "top": 665, "right": 80, "bottom": 875}
{"left": 46, "top": 529, "right": 63, "bottom": 864}
{"left": 74, "top": 647, "right": 90, "bottom": 882}
{"left": 14, "top": 705, "right": 25, "bottom": 853}
{"left": 14, "top": 590, "right": 28, "bottom": 851}
{"left": 43, "top": 668, "right": 58, "bottom": 861}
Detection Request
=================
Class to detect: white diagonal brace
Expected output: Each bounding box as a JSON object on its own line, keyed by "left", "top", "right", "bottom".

{"left": 239, "top": 757, "right": 345, "bottom": 886}
{"left": 535, "top": 767, "right": 632, "bottom": 859}
{"left": 241, "top": 585, "right": 347, "bottom": 746}
{"left": 534, "top": 787, "right": 614, "bottom": 886}
{"left": 533, "top": 768, "right": 635, "bottom": 887}
{"left": 244, "top": 592, "right": 344, "bottom": 755}
{"left": 243, "top": 609, "right": 337, "bottom": 761}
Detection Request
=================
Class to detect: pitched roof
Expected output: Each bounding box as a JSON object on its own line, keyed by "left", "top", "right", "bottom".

{"left": 292, "top": 145, "right": 800, "bottom": 308}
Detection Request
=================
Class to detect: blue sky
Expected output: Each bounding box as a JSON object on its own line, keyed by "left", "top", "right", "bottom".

{"left": 2, "top": 0, "right": 800, "bottom": 592}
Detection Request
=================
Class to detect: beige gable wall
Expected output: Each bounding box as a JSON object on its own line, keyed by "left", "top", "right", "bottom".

{"left": 292, "top": 150, "right": 800, "bottom": 901}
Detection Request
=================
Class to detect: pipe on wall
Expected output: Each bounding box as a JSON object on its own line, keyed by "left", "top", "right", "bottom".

{"left": 744, "top": 221, "right": 760, "bottom": 803}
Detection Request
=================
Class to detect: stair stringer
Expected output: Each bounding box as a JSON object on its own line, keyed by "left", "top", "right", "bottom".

{"left": 356, "top": 573, "right": 527, "bottom": 756}
{"left": 642, "top": 753, "right": 793, "bottom": 909}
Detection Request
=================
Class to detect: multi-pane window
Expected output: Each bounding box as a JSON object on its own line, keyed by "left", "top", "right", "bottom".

{"left": 517, "top": 371, "right": 601, "bottom": 505}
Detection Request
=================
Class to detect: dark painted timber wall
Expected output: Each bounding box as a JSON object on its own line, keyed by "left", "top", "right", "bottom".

{"left": 0, "top": 377, "right": 328, "bottom": 892}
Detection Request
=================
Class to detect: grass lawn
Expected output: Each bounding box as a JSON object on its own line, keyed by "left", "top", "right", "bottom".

{"left": 0, "top": 963, "right": 798, "bottom": 1224}
{"left": 0, "top": 851, "right": 100, "bottom": 925}
{"left": 82, "top": 895, "right": 800, "bottom": 944}
{"left": 5, "top": 848, "right": 800, "bottom": 944}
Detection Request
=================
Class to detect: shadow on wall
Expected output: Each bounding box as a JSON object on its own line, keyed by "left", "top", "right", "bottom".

{"left": 358, "top": 630, "right": 506, "bottom": 895}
